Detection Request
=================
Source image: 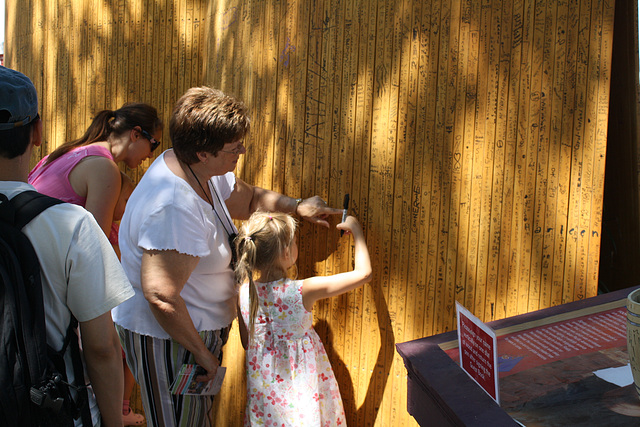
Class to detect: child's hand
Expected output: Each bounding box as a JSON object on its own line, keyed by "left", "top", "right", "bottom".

{"left": 337, "top": 215, "right": 361, "bottom": 235}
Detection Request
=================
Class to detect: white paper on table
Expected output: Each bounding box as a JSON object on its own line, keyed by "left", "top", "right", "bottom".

{"left": 593, "top": 363, "right": 634, "bottom": 387}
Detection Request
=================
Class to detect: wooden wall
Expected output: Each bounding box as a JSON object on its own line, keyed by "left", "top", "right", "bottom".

{"left": 204, "top": 0, "right": 617, "bottom": 425}
{"left": 5, "top": 0, "right": 207, "bottom": 181}
{"left": 6, "top": 0, "right": 619, "bottom": 426}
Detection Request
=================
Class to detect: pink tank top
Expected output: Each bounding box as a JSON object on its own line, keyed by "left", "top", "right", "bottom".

{"left": 28, "top": 145, "right": 114, "bottom": 207}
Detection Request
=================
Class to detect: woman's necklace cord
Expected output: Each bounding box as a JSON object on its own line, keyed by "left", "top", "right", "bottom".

{"left": 187, "top": 164, "right": 215, "bottom": 210}
{"left": 186, "top": 162, "right": 236, "bottom": 242}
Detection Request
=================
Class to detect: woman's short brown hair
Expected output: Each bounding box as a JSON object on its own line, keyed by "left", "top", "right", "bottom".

{"left": 170, "top": 87, "right": 250, "bottom": 164}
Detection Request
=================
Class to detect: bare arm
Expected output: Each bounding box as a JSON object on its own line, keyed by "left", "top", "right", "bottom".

{"left": 225, "top": 177, "right": 342, "bottom": 227}
{"left": 141, "top": 249, "right": 220, "bottom": 381}
{"left": 70, "top": 156, "right": 121, "bottom": 235}
{"left": 301, "top": 216, "right": 372, "bottom": 310}
{"left": 80, "top": 312, "right": 124, "bottom": 427}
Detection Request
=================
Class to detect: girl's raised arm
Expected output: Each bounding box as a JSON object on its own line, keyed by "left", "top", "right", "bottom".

{"left": 301, "top": 216, "right": 372, "bottom": 311}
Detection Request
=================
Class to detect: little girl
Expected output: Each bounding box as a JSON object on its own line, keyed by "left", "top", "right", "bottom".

{"left": 235, "top": 211, "right": 372, "bottom": 425}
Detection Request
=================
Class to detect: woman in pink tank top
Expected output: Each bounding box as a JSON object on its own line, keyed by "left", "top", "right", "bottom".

{"left": 29, "top": 103, "right": 163, "bottom": 234}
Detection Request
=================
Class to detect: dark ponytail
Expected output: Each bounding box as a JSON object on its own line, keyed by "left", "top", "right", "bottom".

{"left": 46, "top": 103, "right": 161, "bottom": 165}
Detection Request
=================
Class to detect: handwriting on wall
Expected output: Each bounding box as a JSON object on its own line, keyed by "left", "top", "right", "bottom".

{"left": 199, "top": 0, "right": 616, "bottom": 424}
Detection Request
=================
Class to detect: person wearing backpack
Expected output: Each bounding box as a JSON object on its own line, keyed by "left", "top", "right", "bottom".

{"left": 0, "top": 65, "right": 135, "bottom": 426}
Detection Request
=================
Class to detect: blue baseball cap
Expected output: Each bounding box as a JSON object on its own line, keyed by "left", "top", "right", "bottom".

{"left": 0, "top": 66, "right": 39, "bottom": 130}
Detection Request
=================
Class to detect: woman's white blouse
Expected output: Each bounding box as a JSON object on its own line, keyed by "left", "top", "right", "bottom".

{"left": 112, "top": 150, "right": 238, "bottom": 338}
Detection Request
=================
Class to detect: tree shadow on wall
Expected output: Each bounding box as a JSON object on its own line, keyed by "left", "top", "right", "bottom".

{"left": 316, "top": 281, "right": 395, "bottom": 424}
{"left": 314, "top": 319, "right": 356, "bottom": 416}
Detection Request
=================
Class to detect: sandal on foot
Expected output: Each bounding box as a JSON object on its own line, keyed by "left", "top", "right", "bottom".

{"left": 123, "top": 408, "right": 145, "bottom": 426}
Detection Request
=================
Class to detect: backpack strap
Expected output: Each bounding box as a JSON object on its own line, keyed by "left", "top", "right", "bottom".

{"left": 6, "top": 191, "right": 91, "bottom": 425}
{"left": 48, "top": 318, "right": 92, "bottom": 427}
{"left": 70, "top": 323, "right": 92, "bottom": 426}
{"left": 0, "top": 190, "right": 63, "bottom": 385}
{"left": 10, "top": 191, "right": 64, "bottom": 229}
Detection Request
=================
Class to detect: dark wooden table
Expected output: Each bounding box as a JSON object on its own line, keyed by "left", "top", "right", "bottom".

{"left": 397, "top": 286, "right": 640, "bottom": 426}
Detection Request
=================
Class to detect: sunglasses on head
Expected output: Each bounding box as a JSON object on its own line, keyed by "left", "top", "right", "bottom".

{"left": 139, "top": 128, "right": 161, "bottom": 152}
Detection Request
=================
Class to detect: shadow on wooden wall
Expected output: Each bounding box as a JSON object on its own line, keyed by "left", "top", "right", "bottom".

{"left": 204, "top": 0, "right": 622, "bottom": 425}
{"left": 598, "top": 0, "right": 640, "bottom": 294}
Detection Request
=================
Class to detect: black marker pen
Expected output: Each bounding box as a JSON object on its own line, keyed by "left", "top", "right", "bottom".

{"left": 341, "top": 194, "right": 349, "bottom": 236}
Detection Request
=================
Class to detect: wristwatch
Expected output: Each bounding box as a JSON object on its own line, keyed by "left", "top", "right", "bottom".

{"left": 295, "top": 198, "right": 303, "bottom": 214}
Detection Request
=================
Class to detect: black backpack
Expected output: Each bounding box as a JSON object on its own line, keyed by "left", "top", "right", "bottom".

{"left": 0, "top": 191, "right": 92, "bottom": 426}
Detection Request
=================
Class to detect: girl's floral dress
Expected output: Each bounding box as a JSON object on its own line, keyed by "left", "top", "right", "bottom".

{"left": 239, "top": 278, "right": 346, "bottom": 426}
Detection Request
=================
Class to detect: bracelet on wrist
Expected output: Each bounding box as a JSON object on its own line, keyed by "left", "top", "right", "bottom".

{"left": 294, "top": 198, "right": 303, "bottom": 214}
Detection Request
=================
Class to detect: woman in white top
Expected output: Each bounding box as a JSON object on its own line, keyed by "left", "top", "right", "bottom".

{"left": 112, "top": 87, "right": 342, "bottom": 427}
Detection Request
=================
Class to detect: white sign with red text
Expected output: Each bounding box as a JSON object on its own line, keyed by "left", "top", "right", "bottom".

{"left": 456, "top": 301, "right": 499, "bottom": 404}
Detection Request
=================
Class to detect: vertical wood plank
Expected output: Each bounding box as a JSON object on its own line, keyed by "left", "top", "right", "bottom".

{"left": 461, "top": 0, "right": 481, "bottom": 317}
{"left": 353, "top": 0, "right": 378, "bottom": 422}
{"left": 564, "top": 0, "right": 591, "bottom": 302}
{"left": 432, "top": 0, "right": 452, "bottom": 335}
{"left": 424, "top": 0, "right": 443, "bottom": 336}
{"left": 496, "top": 0, "right": 522, "bottom": 320}
{"left": 545, "top": 0, "right": 569, "bottom": 308}
{"left": 162, "top": 0, "right": 175, "bottom": 122}
{"left": 575, "top": 0, "right": 600, "bottom": 301}
{"left": 507, "top": 0, "right": 532, "bottom": 317}
{"left": 442, "top": 0, "right": 464, "bottom": 332}
{"left": 335, "top": 0, "right": 365, "bottom": 419}
{"left": 525, "top": 0, "right": 550, "bottom": 313}
{"left": 513, "top": 0, "right": 536, "bottom": 316}
{"left": 477, "top": 0, "right": 500, "bottom": 321}
{"left": 411, "top": 0, "right": 434, "bottom": 361}
{"left": 365, "top": 0, "right": 394, "bottom": 419}
{"left": 470, "top": 0, "right": 492, "bottom": 322}
{"left": 485, "top": 0, "right": 512, "bottom": 322}
{"left": 386, "top": 0, "right": 417, "bottom": 420}
{"left": 588, "top": 0, "right": 615, "bottom": 298}
{"left": 557, "top": 0, "right": 579, "bottom": 304}
{"left": 536, "top": 0, "right": 560, "bottom": 310}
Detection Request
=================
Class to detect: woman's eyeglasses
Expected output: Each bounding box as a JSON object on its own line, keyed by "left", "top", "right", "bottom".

{"left": 140, "top": 128, "right": 161, "bottom": 152}
{"left": 220, "top": 141, "right": 245, "bottom": 155}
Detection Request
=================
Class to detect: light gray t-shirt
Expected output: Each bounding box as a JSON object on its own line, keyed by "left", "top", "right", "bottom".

{"left": 0, "top": 181, "right": 134, "bottom": 426}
